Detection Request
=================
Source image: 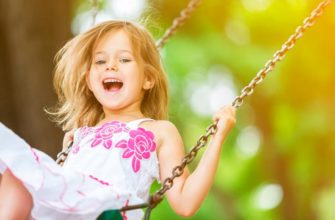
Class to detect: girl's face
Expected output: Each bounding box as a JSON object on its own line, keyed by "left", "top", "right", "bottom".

{"left": 87, "top": 30, "right": 153, "bottom": 116}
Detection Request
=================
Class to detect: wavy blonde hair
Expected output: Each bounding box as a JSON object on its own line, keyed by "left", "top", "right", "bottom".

{"left": 49, "top": 21, "right": 169, "bottom": 131}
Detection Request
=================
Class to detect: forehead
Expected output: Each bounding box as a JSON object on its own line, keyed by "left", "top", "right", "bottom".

{"left": 94, "top": 29, "right": 134, "bottom": 53}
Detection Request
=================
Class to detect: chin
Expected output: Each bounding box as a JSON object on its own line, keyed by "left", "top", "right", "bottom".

{"left": 102, "top": 103, "right": 124, "bottom": 111}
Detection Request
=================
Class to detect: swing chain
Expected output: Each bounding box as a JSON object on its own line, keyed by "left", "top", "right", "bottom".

{"left": 156, "top": 0, "right": 202, "bottom": 49}
{"left": 148, "top": 0, "right": 332, "bottom": 211}
{"left": 91, "top": 0, "right": 99, "bottom": 26}
{"left": 55, "top": 0, "right": 332, "bottom": 217}
{"left": 232, "top": 0, "right": 332, "bottom": 109}
{"left": 150, "top": 123, "right": 217, "bottom": 203}
{"left": 56, "top": 141, "right": 73, "bottom": 166}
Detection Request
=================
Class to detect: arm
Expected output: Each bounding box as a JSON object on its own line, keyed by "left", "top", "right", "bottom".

{"left": 157, "top": 106, "right": 236, "bottom": 217}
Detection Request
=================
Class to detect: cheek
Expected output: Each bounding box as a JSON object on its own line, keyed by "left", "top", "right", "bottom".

{"left": 86, "top": 72, "right": 95, "bottom": 91}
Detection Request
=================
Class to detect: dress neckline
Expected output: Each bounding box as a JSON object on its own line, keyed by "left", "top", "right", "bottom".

{"left": 87, "top": 118, "right": 152, "bottom": 129}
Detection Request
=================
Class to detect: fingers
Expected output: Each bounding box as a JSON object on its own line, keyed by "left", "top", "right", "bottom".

{"left": 212, "top": 105, "right": 236, "bottom": 137}
{"left": 212, "top": 105, "right": 236, "bottom": 124}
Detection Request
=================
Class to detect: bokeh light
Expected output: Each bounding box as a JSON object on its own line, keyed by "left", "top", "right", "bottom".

{"left": 253, "top": 183, "right": 284, "bottom": 210}
{"left": 236, "top": 126, "right": 262, "bottom": 158}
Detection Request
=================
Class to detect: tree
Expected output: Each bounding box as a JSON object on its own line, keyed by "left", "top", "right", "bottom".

{"left": 0, "top": 0, "right": 73, "bottom": 156}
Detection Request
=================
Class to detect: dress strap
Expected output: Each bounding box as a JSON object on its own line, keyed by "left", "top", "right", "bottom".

{"left": 127, "top": 118, "right": 153, "bottom": 128}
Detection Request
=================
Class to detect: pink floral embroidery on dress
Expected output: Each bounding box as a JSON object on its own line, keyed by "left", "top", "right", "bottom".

{"left": 115, "top": 127, "right": 156, "bottom": 173}
{"left": 72, "top": 127, "right": 93, "bottom": 154}
{"left": 89, "top": 175, "right": 112, "bottom": 186}
{"left": 91, "top": 121, "right": 129, "bottom": 149}
{"left": 30, "top": 147, "right": 40, "bottom": 163}
{"left": 79, "top": 126, "right": 93, "bottom": 137}
{"left": 72, "top": 146, "right": 80, "bottom": 154}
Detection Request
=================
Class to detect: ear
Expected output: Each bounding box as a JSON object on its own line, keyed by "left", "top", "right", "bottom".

{"left": 143, "top": 75, "right": 155, "bottom": 90}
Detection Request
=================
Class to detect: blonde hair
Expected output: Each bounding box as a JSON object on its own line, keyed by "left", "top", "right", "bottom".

{"left": 49, "top": 21, "right": 169, "bottom": 131}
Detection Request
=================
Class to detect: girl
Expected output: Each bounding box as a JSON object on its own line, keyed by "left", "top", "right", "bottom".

{"left": 0, "top": 20, "right": 236, "bottom": 220}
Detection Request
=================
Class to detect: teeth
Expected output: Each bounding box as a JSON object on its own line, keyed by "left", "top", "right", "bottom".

{"left": 103, "top": 78, "right": 122, "bottom": 83}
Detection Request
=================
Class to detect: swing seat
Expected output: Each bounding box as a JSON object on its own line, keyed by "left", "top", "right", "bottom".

{"left": 97, "top": 210, "right": 123, "bottom": 220}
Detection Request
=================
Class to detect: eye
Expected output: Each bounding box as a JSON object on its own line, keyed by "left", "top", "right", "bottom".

{"left": 95, "top": 60, "right": 106, "bottom": 65}
{"left": 119, "top": 58, "right": 132, "bottom": 63}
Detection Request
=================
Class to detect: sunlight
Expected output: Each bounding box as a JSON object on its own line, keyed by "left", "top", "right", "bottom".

{"left": 72, "top": 0, "right": 146, "bottom": 34}
{"left": 236, "top": 126, "right": 262, "bottom": 158}
{"left": 107, "top": 0, "right": 146, "bottom": 20}
{"left": 241, "top": 0, "right": 272, "bottom": 12}
{"left": 72, "top": 10, "right": 115, "bottom": 34}
{"left": 225, "top": 19, "right": 250, "bottom": 45}
{"left": 187, "top": 66, "right": 237, "bottom": 116}
{"left": 253, "top": 183, "right": 283, "bottom": 210}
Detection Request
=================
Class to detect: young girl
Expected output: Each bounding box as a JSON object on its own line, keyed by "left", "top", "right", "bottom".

{"left": 0, "top": 20, "right": 236, "bottom": 220}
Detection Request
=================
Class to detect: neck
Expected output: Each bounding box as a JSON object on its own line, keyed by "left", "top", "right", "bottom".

{"left": 101, "top": 110, "right": 145, "bottom": 124}
{"left": 100, "top": 97, "right": 145, "bottom": 124}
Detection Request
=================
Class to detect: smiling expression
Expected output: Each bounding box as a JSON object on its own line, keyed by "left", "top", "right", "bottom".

{"left": 87, "top": 30, "right": 153, "bottom": 116}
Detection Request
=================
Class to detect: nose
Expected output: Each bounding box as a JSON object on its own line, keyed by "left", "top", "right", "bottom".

{"left": 106, "top": 62, "right": 118, "bottom": 72}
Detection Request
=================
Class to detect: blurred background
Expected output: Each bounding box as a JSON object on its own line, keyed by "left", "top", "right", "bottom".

{"left": 0, "top": 0, "right": 334, "bottom": 219}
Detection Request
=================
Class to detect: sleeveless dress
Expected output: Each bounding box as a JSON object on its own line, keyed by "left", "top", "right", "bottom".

{"left": 0, "top": 118, "right": 160, "bottom": 220}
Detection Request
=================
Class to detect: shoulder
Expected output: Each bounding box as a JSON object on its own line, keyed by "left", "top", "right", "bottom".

{"left": 142, "top": 120, "right": 179, "bottom": 136}
{"left": 140, "top": 120, "right": 182, "bottom": 149}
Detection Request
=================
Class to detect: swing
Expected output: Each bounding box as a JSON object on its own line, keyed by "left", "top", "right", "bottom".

{"left": 56, "top": 0, "right": 333, "bottom": 219}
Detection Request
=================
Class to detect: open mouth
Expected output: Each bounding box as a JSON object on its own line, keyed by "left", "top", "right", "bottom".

{"left": 102, "top": 78, "right": 123, "bottom": 92}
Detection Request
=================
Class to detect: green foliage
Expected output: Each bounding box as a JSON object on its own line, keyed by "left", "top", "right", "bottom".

{"left": 74, "top": 0, "right": 335, "bottom": 219}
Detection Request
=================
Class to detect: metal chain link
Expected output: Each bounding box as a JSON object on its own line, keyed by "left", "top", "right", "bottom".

{"left": 231, "top": 0, "right": 332, "bottom": 108}
{"left": 91, "top": 0, "right": 99, "bottom": 26}
{"left": 151, "top": 123, "right": 217, "bottom": 203}
{"left": 56, "top": 1, "right": 99, "bottom": 164}
{"left": 55, "top": 0, "right": 333, "bottom": 215}
{"left": 156, "top": 0, "right": 202, "bottom": 49}
{"left": 150, "top": 0, "right": 333, "bottom": 208}
{"left": 56, "top": 141, "right": 73, "bottom": 165}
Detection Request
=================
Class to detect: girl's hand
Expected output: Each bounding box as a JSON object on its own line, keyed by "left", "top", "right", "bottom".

{"left": 212, "top": 105, "right": 236, "bottom": 139}
{"left": 62, "top": 130, "right": 75, "bottom": 151}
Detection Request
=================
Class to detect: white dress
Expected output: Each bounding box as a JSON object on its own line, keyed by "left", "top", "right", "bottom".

{"left": 0, "top": 118, "right": 160, "bottom": 220}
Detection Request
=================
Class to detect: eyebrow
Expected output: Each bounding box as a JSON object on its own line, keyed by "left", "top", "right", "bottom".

{"left": 94, "top": 49, "right": 133, "bottom": 55}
